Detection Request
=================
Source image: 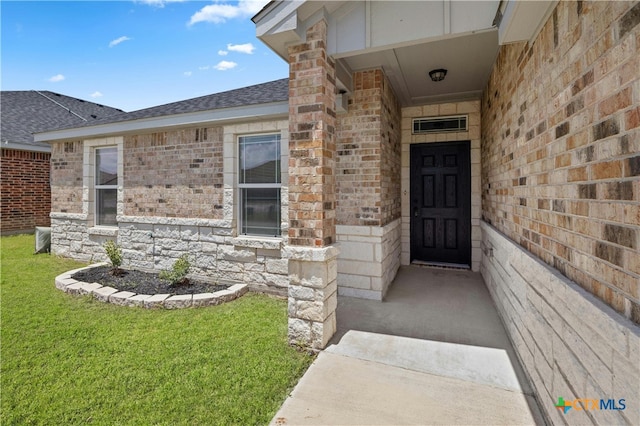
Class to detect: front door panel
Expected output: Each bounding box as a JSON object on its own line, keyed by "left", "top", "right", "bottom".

{"left": 410, "top": 142, "right": 471, "bottom": 266}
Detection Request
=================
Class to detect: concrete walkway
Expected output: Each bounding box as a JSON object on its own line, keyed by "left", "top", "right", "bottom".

{"left": 271, "top": 266, "right": 546, "bottom": 425}
{"left": 272, "top": 331, "right": 544, "bottom": 425}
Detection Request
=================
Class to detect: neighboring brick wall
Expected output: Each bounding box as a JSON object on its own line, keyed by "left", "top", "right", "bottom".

{"left": 336, "top": 69, "right": 401, "bottom": 227}
{"left": 124, "top": 127, "right": 224, "bottom": 219}
{"left": 50, "top": 141, "right": 83, "bottom": 214}
{"left": 0, "top": 148, "right": 51, "bottom": 234}
{"left": 288, "top": 19, "right": 337, "bottom": 247}
{"left": 482, "top": 0, "right": 640, "bottom": 322}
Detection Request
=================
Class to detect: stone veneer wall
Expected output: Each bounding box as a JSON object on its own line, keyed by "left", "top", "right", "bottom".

{"left": 401, "top": 101, "right": 482, "bottom": 271}
{"left": 1, "top": 148, "right": 51, "bottom": 234}
{"left": 482, "top": 223, "right": 639, "bottom": 426}
{"left": 50, "top": 215, "right": 290, "bottom": 295}
{"left": 335, "top": 219, "right": 401, "bottom": 300}
{"left": 481, "top": 0, "right": 640, "bottom": 322}
{"left": 49, "top": 120, "right": 291, "bottom": 296}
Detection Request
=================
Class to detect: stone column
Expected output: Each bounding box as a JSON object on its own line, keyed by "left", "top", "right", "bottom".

{"left": 286, "top": 19, "right": 338, "bottom": 349}
{"left": 285, "top": 246, "right": 338, "bottom": 349}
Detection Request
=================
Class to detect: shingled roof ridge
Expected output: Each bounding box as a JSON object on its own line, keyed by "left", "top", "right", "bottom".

{"left": 34, "top": 90, "right": 90, "bottom": 121}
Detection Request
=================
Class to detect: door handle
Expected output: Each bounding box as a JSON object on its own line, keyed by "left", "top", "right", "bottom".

{"left": 414, "top": 207, "right": 418, "bottom": 217}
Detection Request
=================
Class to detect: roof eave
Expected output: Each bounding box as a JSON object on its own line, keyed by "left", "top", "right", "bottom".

{"left": 251, "top": 0, "right": 278, "bottom": 23}
{"left": 1, "top": 141, "right": 52, "bottom": 153}
{"left": 498, "top": 0, "right": 557, "bottom": 44}
{"left": 34, "top": 101, "right": 289, "bottom": 143}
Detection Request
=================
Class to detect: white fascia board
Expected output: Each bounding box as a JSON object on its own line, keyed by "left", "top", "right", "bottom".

{"left": 254, "top": 1, "right": 301, "bottom": 38}
{"left": 498, "top": 0, "right": 557, "bottom": 44}
{"left": 254, "top": 0, "right": 304, "bottom": 60}
{"left": 34, "top": 101, "right": 289, "bottom": 143}
{"left": 1, "top": 141, "right": 52, "bottom": 153}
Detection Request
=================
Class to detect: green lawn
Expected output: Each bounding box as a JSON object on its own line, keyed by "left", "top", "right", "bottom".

{"left": 1, "top": 235, "right": 312, "bottom": 425}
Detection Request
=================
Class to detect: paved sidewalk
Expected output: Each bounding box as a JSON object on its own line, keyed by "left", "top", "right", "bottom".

{"left": 271, "top": 331, "right": 544, "bottom": 425}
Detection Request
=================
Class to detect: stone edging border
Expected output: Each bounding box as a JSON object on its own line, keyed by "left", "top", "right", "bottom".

{"left": 54, "top": 263, "right": 249, "bottom": 309}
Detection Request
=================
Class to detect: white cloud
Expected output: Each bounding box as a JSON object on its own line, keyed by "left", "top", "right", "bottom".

{"left": 218, "top": 50, "right": 228, "bottom": 56}
{"left": 109, "top": 36, "right": 132, "bottom": 48}
{"left": 90, "top": 91, "right": 103, "bottom": 98}
{"left": 214, "top": 60, "right": 237, "bottom": 71}
{"left": 227, "top": 43, "right": 255, "bottom": 54}
{"left": 136, "top": 0, "right": 185, "bottom": 7}
{"left": 48, "top": 74, "right": 65, "bottom": 82}
{"left": 183, "top": 71, "right": 192, "bottom": 77}
{"left": 189, "top": 0, "right": 269, "bottom": 25}
{"left": 199, "top": 66, "right": 211, "bottom": 70}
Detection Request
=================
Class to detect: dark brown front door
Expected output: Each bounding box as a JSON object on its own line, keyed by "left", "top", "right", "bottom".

{"left": 410, "top": 141, "right": 471, "bottom": 267}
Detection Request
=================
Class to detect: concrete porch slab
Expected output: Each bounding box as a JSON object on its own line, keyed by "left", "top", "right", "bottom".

{"left": 333, "top": 266, "right": 510, "bottom": 347}
{"left": 332, "top": 266, "right": 535, "bottom": 395}
{"left": 272, "top": 266, "right": 546, "bottom": 425}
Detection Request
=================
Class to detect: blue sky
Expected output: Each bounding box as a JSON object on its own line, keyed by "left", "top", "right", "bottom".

{"left": 1, "top": 0, "right": 287, "bottom": 112}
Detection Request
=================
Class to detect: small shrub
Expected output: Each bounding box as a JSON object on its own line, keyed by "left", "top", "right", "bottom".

{"left": 103, "top": 240, "right": 124, "bottom": 276}
{"left": 159, "top": 254, "right": 191, "bottom": 286}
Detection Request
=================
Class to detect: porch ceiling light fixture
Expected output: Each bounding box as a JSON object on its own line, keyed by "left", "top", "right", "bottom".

{"left": 429, "top": 69, "right": 447, "bottom": 82}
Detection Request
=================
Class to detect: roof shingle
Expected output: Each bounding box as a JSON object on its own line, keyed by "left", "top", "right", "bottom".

{"left": 1, "top": 91, "right": 124, "bottom": 147}
{"left": 68, "top": 78, "right": 290, "bottom": 130}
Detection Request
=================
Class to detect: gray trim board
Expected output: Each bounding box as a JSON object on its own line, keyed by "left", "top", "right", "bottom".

{"left": 34, "top": 101, "right": 289, "bottom": 142}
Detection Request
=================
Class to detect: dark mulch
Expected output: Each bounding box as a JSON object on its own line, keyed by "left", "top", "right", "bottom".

{"left": 72, "top": 265, "right": 228, "bottom": 295}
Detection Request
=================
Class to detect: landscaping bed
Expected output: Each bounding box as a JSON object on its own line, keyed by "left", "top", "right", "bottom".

{"left": 72, "top": 265, "right": 228, "bottom": 295}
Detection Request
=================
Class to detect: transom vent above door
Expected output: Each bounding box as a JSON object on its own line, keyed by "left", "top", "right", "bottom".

{"left": 412, "top": 115, "right": 468, "bottom": 134}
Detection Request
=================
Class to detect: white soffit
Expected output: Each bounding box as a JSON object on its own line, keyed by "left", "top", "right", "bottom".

{"left": 254, "top": 1, "right": 501, "bottom": 106}
{"left": 340, "top": 29, "right": 499, "bottom": 107}
{"left": 498, "top": 0, "right": 558, "bottom": 44}
{"left": 255, "top": 1, "right": 502, "bottom": 59}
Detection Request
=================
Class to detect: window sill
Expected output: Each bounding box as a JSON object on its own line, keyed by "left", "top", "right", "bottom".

{"left": 231, "top": 235, "right": 282, "bottom": 250}
{"left": 88, "top": 226, "right": 118, "bottom": 237}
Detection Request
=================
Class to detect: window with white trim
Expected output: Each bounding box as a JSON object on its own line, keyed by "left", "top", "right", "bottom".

{"left": 238, "top": 133, "right": 281, "bottom": 236}
{"left": 95, "top": 146, "right": 118, "bottom": 226}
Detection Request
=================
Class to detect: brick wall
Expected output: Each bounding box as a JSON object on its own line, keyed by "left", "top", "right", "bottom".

{"left": 49, "top": 121, "right": 291, "bottom": 296}
{"left": 380, "top": 71, "right": 402, "bottom": 226}
{"left": 50, "top": 141, "right": 83, "bottom": 214}
{"left": 482, "top": 0, "right": 640, "bottom": 322}
{"left": 1, "top": 148, "right": 51, "bottom": 234}
{"left": 124, "top": 127, "right": 224, "bottom": 219}
{"left": 288, "top": 19, "right": 337, "bottom": 247}
{"left": 336, "top": 69, "right": 402, "bottom": 227}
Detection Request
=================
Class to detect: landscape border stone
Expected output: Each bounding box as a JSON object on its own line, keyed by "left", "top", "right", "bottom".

{"left": 54, "top": 263, "right": 248, "bottom": 309}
